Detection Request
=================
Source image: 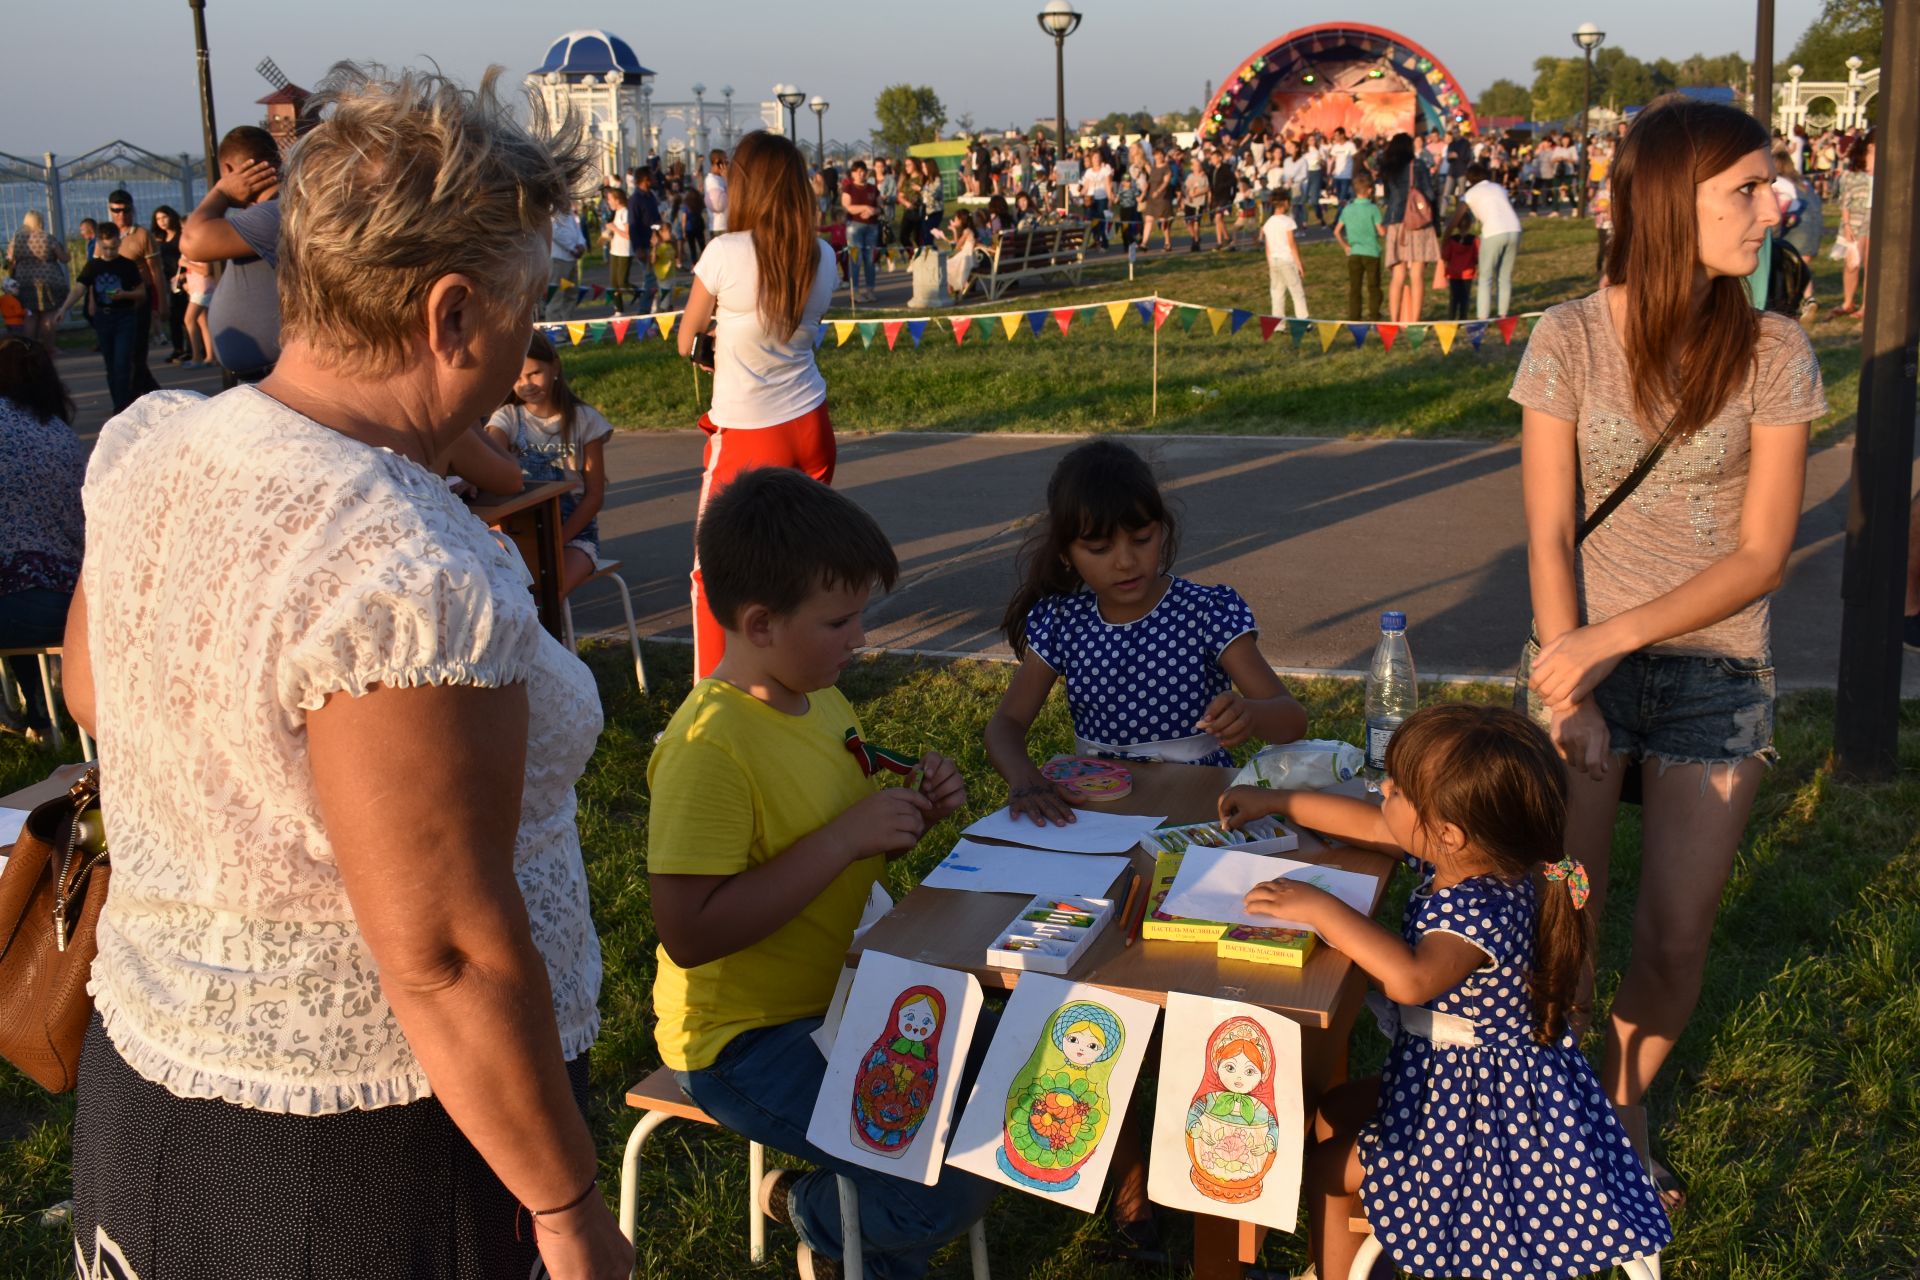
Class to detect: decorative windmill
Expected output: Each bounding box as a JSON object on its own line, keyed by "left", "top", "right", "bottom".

{"left": 254, "top": 56, "right": 311, "bottom": 148}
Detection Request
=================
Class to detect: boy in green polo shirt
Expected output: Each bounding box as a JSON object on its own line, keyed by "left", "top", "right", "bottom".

{"left": 1335, "top": 172, "right": 1386, "bottom": 321}
{"left": 647, "top": 468, "right": 995, "bottom": 1278}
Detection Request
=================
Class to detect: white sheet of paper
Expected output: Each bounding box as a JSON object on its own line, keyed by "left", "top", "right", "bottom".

{"left": 805, "top": 952, "right": 983, "bottom": 1185}
{"left": 919, "top": 839, "right": 1130, "bottom": 899}
{"left": 1160, "top": 849, "right": 1379, "bottom": 931}
{"left": 1148, "top": 993, "right": 1305, "bottom": 1232}
{"left": 0, "top": 807, "right": 28, "bottom": 847}
{"left": 962, "top": 807, "right": 1166, "bottom": 855}
{"left": 945, "top": 973, "right": 1160, "bottom": 1213}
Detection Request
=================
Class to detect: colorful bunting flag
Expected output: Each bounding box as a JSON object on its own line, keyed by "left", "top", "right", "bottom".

{"left": 857, "top": 321, "right": 879, "bottom": 349}
{"left": 952, "top": 316, "right": 974, "bottom": 345}
{"left": 1433, "top": 322, "right": 1458, "bottom": 354}
{"left": 574, "top": 287, "right": 590, "bottom": 306}
{"left": 632, "top": 317, "right": 656, "bottom": 343}
{"left": 906, "top": 319, "right": 928, "bottom": 347}
{"left": 1377, "top": 324, "right": 1400, "bottom": 353}
{"left": 1347, "top": 324, "right": 1369, "bottom": 348}
{"left": 1153, "top": 300, "right": 1176, "bottom": 330}
{"left": 1287, "top": 318, "right": 1310, "bottom": 347}
{"left": 834, "top": 320, "right": 857, "bottom": 347}
{"left": 1108, "top": 301, "right": 1130, "bottom": 330}
{"left": 1178, "top": 306, "right": 1200, "bottom": 333}
{"left": 611, "top": 318, "right": 632, "bottom": 344}
{"left": 1000, "top": 312, "right": 1021, "bottom": 341}
{"left": 1026, "top": 311, "right": 1048, "bottom": 337}
{"left": 1229, "top": 309, "right": 1252, "bottom": 335}
{"left": 1053, "top": 308, "right": 1076, "bottom": 335}
{"left": 1404, "top": 325, "right": 1427, "bottom": 350}
{"left": 1464, "top": 321, "right": 1487, "bottom": 351}
{"left": 1136, "top": 300, "right": 1156, "bottom": 327}
{"left": 1497, "top": 316, "right": 1520, "bottom": 345}
{"left": 586, "top": 321, "right": 608, "bottom": 344}
{"left": 658, "top": 313, "right": 678, "bottom": 341}
{"left": 1258, "top": 316, "right": 1281, "bottom": 342}
{"left": 812, "top": 322, "right": 827, "bottom": 349}
{"left": 1315, "top": 321, "right": 1340, "bottom": 353}
{"left": 1206, "top": 307, "right": 1229, "bottom": 336}
{"left": 565, "top": 321, "right": 587, "bottom": 347}
{"left": 883, "top": 320, "right": 905, "bottom": 350}
{"left": 591, "top": 285, "right": 606, "bottom": 301}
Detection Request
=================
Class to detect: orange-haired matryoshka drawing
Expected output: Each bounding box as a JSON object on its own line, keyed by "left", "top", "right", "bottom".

{"left": 1184, "top": 1016, "right": 1280, "bottom": 1203}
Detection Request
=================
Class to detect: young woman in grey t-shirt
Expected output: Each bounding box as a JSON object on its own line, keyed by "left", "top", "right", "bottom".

{"left": 1510, "top": 100, "right": 1826, "bottom": 1213}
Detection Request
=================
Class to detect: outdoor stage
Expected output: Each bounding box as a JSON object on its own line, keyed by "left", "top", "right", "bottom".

{"left": 1198, "top": 22, "right": 1477, "bottom": 142}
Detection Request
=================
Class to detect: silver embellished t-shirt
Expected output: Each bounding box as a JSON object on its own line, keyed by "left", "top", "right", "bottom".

{"left": 1509, "top": 289, "right": 1826, "bottom": 659}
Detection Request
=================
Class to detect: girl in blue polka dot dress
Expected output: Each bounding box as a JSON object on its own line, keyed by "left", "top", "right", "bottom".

{"left": 1222, "top": 704, "right": 1671, "bottom": 1280}
{"left": 985, "top": 439, "right": 1307, "bottom": 826}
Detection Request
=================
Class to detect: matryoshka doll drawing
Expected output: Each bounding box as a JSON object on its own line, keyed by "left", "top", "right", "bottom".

{"left": 1184, "top": 1016, "right": 1280, "bottom": 1203}
{"left": 997, "top": 1001, "right": 1123, "bottom": 1192}
{"left": 851, "top": 986, "right": 947, "bottom": 1156}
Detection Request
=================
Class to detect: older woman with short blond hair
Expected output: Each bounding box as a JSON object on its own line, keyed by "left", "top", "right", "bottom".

{"left": 63, "top": 64, "right": 631, "bottom": 1280}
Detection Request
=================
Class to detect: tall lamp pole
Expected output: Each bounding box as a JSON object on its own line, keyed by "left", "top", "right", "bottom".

{"left": 692, "top": 82, "right": 708, "bottom": 158}
{"left": 1572, "top": 23, "right": 1605, "bottom": 218}
{"left": 810, "top": 96, "right": 829, "bottom": 168}
{"left": 187, "top": 0, "right": 220, "bottom": 187}
{"left": 776, "top": 85, "right": 806, "bottom": 144}
{"left": 1754, "top": 0, "right": 1775, "bottom": 126}
{"left": 721, "top": 85, "right": 735, "bottom": 149}
{"left": 1037, "top": 0, "right": 1082, "bottom": 158}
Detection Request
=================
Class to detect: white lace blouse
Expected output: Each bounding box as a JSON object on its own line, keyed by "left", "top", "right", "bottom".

{"left": 81, "top": 386, "right": 604, "bottom": 1115}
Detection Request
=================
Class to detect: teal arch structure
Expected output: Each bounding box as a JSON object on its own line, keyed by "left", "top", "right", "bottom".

{"left": 1198, "top": 23, "right": 1477, "bottom": 141}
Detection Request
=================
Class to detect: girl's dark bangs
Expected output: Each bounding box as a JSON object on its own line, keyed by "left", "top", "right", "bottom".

{"left": 1073, "top": 486, "right": 1165, "bottom": 541}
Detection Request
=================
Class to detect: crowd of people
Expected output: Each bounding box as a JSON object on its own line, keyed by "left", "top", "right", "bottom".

{"left": 0, "top": 57, "right": 1884, "bottom": 1280}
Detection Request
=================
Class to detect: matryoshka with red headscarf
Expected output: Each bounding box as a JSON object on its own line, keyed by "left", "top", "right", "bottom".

{"left": 851, "top": 985, "right": 947, "bottom": 1156}
{"left": 1184, "top": 1016, "right": 1281, "bottom": 1202}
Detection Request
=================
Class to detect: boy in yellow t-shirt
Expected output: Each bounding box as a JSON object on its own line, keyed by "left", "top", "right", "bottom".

{"left": 648, "top": 468, "right": 996, "bottom": 1279}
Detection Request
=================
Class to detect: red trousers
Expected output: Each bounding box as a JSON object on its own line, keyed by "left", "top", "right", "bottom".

{"left": 691, "top": 403, "right": 837, "bottom": 677}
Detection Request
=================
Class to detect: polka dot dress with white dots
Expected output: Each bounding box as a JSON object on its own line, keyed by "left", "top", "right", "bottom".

{"left": 1356, "top": 860, "right": 1672, "bottom": 1279}
{"left": 1024, "top": 576, "right": 1256, "bottom": 766}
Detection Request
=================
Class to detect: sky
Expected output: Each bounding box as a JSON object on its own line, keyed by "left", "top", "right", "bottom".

{"left": 5, "top": 0, "right": 1826, "bottom": 157}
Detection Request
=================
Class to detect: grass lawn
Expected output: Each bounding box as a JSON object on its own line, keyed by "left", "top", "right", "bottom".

{"left": 3, "top": 646, "right": 1915, "bottom": 1277}
{"left": 561, "top": 217, "right": 1867, "bottom": 442}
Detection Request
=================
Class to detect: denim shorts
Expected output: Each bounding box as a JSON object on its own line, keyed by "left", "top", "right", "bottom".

{"left": 1519, "top": 639, "right": 1777, "bottom": 768}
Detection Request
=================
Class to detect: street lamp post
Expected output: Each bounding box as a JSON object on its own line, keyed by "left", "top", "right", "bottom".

{"left": 693, "top": 82, "right": 708, "bottom": 159}
{"left": 1572, "top": 23, "right": 1605, "bottom": 218}
{"left": 1037, "top": 0, "right": 1082, "bottom": 159}
{"left": 776, "top": 84, "right": 806, "bottom": 142}
{"left": 721, "top": 85, "right": 735, "bottom": 149}
{"left": 1754, "top": 0, "right": 1775, "bottom": 126}
{"left": 640, "top": 81, "right": 653, "bottom": 166}
{"left": 810, "top": 96, "right": 829, "bottom": 168}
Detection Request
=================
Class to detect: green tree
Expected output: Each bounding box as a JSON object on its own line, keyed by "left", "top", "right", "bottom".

{"left": 1476, "top": 78, "right": 1532, "bottom": 119}
{"left": 1530, "top": 56, "right": 1591, "bottom": 121}
{"left": 1785, "top": 0, "right": 1883, "bottom": 78}
{"left": 1653, "top": 52, "right": 1749, "bottom": 88}
{"left": 871, "top": 84, "right": 947, "bottom": 154}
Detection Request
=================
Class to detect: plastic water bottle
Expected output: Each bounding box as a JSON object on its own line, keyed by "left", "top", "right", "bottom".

{"left": 1364, "top": 611, "right": 1417, "bottom": 790}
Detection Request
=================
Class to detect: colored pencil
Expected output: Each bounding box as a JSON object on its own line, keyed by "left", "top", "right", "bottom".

{"left": 1119, "top": 872, "right": 1144, "bottom": 947}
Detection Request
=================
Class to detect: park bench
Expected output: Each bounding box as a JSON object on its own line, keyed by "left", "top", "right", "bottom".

{"left": 977, "top": 223, "right": 1088, "bottom": 300}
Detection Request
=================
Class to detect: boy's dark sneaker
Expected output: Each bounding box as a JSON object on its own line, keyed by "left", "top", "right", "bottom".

{"left": 1905, "top": 613, "right": 1920, "bottom": 653}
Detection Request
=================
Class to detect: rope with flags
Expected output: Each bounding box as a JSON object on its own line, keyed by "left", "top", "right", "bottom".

{"left": 537, "top": 293, "right": 1543, "bottom": 357}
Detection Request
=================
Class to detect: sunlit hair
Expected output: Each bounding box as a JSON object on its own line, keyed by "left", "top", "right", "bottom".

{"left": 277, "top": 62, "right": 589, "bottom": 378}
{"left": 1384, "top": 704, "right": 1586, "bottom": 1046}
{"left": 1002, "top": 439, "right": 1179, "bottom": 656}
{"left": 726, "top": 131, "right": 821, "bottom": 341}
{"left": 697, "top": 468, "right": 897, "bottom": 625}
{"left": 20, "top": 209, "right": 43, "bottom": 232}
{"left": 1604, "top": 98, "right": 1769, "bottom": 439}
{"left": 506, "top": 330, "right": 583, "bottom": 459}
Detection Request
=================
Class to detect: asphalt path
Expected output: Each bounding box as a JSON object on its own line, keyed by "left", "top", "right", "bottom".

{"left": 55, "top": 311, "right": 1904, "bottom": 695}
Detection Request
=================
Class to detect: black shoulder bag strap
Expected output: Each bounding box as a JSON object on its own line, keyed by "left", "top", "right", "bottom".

{"left": 1575, "top": 413, "right": 1682, "bottom": 545}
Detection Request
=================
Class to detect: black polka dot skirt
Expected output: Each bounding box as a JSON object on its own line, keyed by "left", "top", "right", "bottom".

{"left": 71, "top": 1015, "right": 590, "bottom": 1280}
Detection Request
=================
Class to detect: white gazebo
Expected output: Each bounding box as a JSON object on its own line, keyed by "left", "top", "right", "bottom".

{"left": 1777, "top": 57, "right": 1881, "bottom": 132}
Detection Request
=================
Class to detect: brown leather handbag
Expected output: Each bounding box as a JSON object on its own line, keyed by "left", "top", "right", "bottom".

{"left": 0, "top": 766, "right": 108, "bottom": 1092}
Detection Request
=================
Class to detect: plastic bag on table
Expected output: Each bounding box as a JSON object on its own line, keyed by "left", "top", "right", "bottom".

{"left": 1230, "top": 738, "right": 1366, "bottom": 792}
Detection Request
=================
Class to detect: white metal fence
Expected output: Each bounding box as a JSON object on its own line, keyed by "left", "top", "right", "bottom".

{"left": 0, "top": 142, "right": 207, "bottom": 243}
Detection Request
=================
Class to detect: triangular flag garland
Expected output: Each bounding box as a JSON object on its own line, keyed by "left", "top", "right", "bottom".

{"left": 565, "top": 321, "right": 587, "bottom": 347}
{"left": 1315, "top": 321, "right": 1340, "bottom": 353}
{"left": 1258, "top": 316, "right": 1281, "bottom": 342}
{"left": 952, "top": 316, "right": 974, "bottom": 346}
{"left": 1229, "top": 309, "right": 1252, "bottom": 335}
{"left": 631, "top": 317, "right": 656, "bottom": 343}
{"left": 1108, "top": 301, "right": 1130, "bottom": 330}
{"left": 883, "top": 320, "right": 904, "bottom": 351}
{"left": 1053, "top": 308, "right": 1076, "bottom": 336}
{"left": 1206, "top": 307, "right": 1229, "bottom": 336}
{"left": 857, "top": 321, "right": 879, "bottom": 349}
{"left": 1433, "top": 322, "right": 1457, "bottom": 354}
{"left": 1178, "top": 306, "right": 1200, "bottom": 333}
{"left": 1376, "top": 324, "right": 1400, "bottom": 353}
{"left": 906, "top": 319, "right": 928, "bottom": 348}
{"left": 1153, "top": 300, "right": 1176, "bottom": 330}
{"left": 1347, "top": 324, "right": 1369, "bottom": 349}
{"left": 1404, "top": 325, "right": 1427, "bottom": 350}
{"left": 1026, "top": 311, "right": 1048, "bottom": 337}
{"left": 1136, "top": 300, "right": 1156, "bottom": 327}
{"left": 1287, "top": 318, "right": 1310, "bottom": 347}
{"left": 1465, "top": 321, "right": 1487, "bottom": 351}
{"left": 586, "top": 321, "right": 609, "bottom": 344}
{"left": 1000, "top": 312, "right": 1021, "bottom": 341}
{"left": 1497, "top": 316, "right": 1520, "bottom": 345}
{"left": 657, "top": 313, "right": 678, "bottom": 341}
{"left": 611, "top": 317, "right": 632, "bottom": 345}
{"left": 834, "top": 320, "right": 856, "bottom": 347}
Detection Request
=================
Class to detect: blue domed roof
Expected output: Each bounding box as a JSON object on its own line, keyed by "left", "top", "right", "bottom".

{"left": 534, "top": 29, "right": 653, "bottom": 78}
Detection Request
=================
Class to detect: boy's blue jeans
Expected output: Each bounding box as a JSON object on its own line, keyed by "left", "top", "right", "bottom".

{"left": 93, "top": 308, "right": 140, "bottom": 413}
{"left": 676, "top": 1014, "right": 1000, "bottom": 1279}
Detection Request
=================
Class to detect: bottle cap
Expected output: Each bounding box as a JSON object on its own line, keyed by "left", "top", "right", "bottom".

{"left": 1380, "top": 611, "right": 1406, "bottom": 631}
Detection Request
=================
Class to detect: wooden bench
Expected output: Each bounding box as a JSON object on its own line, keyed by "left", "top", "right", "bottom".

{"left": 977, "top": 223, "right": 1089, "bottom": 300}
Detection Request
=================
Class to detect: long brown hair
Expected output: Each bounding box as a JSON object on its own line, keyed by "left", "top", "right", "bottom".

{"left": 507, "top": 331, "right": 582, "bottom": 458}
{"left": 1383, "top": 704, "right": 1588, "bottom": 1046}
{"left": 1605, "top": 98, "right": 1770, "bottom": 439}
{"left": 726, "top": 131, "right": 821, "bottom": 341}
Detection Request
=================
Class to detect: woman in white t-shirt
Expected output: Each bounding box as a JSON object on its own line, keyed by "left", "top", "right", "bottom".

{"left": 679, "top": 130, "right": 839, "bottom": 677}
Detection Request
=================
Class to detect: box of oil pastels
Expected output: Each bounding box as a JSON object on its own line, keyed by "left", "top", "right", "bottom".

{"left": 985, "top": 893, "right": 1116, "bottom": 975}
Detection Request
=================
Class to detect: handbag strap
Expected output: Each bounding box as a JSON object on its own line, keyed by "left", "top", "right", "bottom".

{"left": 1576, "top": 414, "right": 1682, "bottom": 546}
